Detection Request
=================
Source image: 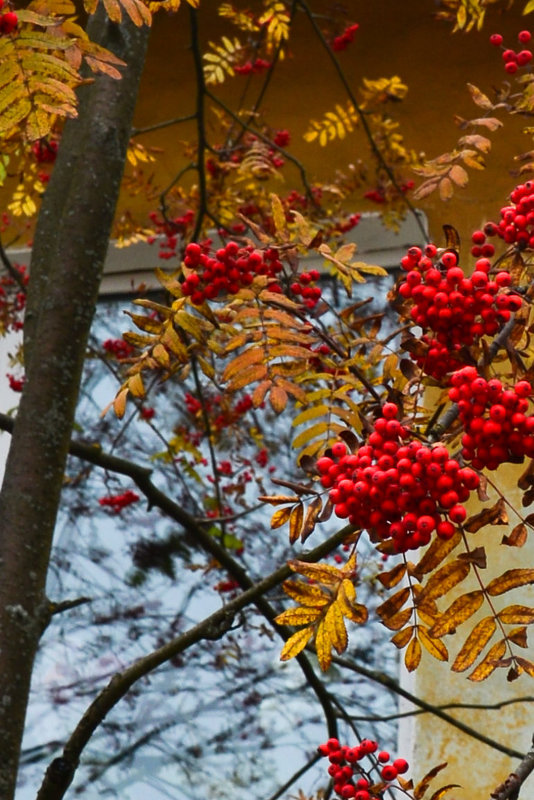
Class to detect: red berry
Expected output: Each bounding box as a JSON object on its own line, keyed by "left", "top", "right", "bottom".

{"left": 393, "top": 758, "right": 409, "bottom": 774}
{"left": 519, "top": 31, "right": 532, "bottom": 44}
{"left": 490, "top": 33, "right": 504, "bottom": 46}
{"left": 381, "top": 765, "right": 398, "bottom": 782}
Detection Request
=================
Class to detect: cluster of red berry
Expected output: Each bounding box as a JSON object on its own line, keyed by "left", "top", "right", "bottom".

{"left": 147, "top": 209, "right": 195, "bottom": 260}
{"left": 181, "top": 241, "right": 282, "bottom": 304}
{"left": 272, "top": 129, "right": 291, "bottom": 148}
{"left": 318, "top": 737, "right": 409, "bottom": 799}
{"left": 0, "top": 264, "right": 27, "bottom": 333}
{"left": 449, "top": 367, "right": 534, "bottom": 470}
{"left": 7, "top": 373, "right": 25, "bottom": 392}
{"left": 99, "top": 490, "right": 140, "bottom": 513}
{"left": 234, "top": 57, "right": 272, "bottom": 75}
{"left": 31, "top": 138, "right": 58, "bottom": 164}
{"left": 332, "top": 23, "right": 359, "bottom": 52}
{"left": 102, "top": 338, "right": 135, "bottom": 359}
{"left": 0, "top": 1, "right": 17, "bottom": 34}
{"left": 364, "top": 181, "right": 414, "bottom": 204}
{"left": 476, "top": 180, "right": 534, "bottom": 249}
{"left": 490, "top": 30, "right": 532, "bottom": 74}
{"left": 181, "top": 241, "right": 323, "bottom": 308}
{"left": 316, "top": 403, "right": 479, "bottom": 552}
{"left": 398, "top": 245, "right": 521, "bottom": 379}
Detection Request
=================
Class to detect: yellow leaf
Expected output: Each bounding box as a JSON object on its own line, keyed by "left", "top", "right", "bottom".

{"left": 467, "top": 83, "right": 493, "bottom": 110}
{"left": 275, "top": 607, "right": 322, "bottom": 626}
{"left": 282, "top": 578, "right": 331, "bottom": 606}
{"left": 315, "top": 616, "right": 333, "bottom": 671}
{"left": 292, "top": 421, "right": 329, "bottom": 450}
{"left": 128, "top": 372, "right": 145, "bottom": 398}
{"left": 468, "top": 639, "right": 506, "bottom": 682}
{"left": 405, "top": 636, "right": 422, "bottom": 671}
{"left": 270, "top": 194, "right": 288, "bottom": 239}
{"left": 418, "top": 626, "right": 448, "bottom": 662}
{"left": 289, "top": 503, "right": 304, "bottom": 544}
{"left": 452, "top": 616, "right": 496, "bottom": 672}
{"left": 515, "top": 656, "right": 534, "bottom": 676}
{"left": 412, "top": 529, "right": 461, "bottom": 579}
{"left": 288, "top": 559, "right": 342, "bottom": 584}
{"left": 524, "top": 0, "right": 534, "bottom": 14}
{"left": 429, "top": 591, "right": 484, "bottom": 638}
{"left": 280, "top": 626, "right": 314, "bottom": 661}
{"left": 325, "top": 599, "right": 348, "bottom": 654}
{"left": 338, "top": 579, "right": 368, "bottom": 625}
{"left": 486, "top": 568, "right": 534, "bottom": 596}
{"left": 497, "top": 605, "right": 534, "bottom": 625}
{"left": 419, "top": 560, "right": 470, "bottom": 601}
{"left": 271, "top": 505, "right": 293, "bottom": 529}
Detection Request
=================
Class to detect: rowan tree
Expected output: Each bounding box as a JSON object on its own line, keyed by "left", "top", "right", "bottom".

{"left": 2, "top": 1, "right": 534, "bottom": 800}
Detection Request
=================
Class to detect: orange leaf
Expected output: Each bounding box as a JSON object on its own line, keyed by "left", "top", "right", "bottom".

{"left": 486, "top": 568, "right": 534, "bottom": 596}
{"left": 376, "top": 587, "right": 410, "bottom": 620}
{"left": 429, "top": 785, "right": 462, "bottom": 800}
{"left": 391, "top": 625, "right": 414, "bottom": 649}
{"left": 269, "top": 384, "right": 288, "bottom": 413}
{"left": 405, "top": 636, "right": 422, "bottom": 671}
{"left": 299, "top": 495, "right": 323, "bottom": 543}
{"left": 413, "top": 763, "right": 448, "bottom": 800}
{"left": 381, "top": 607, "right": 413, "bottom": 632}
{"left": 376, "top": 563, "right": 406, "bottom": 589}
{"left": 502, "top": 523, "right": 528, "bottom": 547}
{"left": 516, "top": 656, "right": 534, "bottom": 677}
{"left": 429, "top": 590, "right": 484, "bottom": 638}
{"left": 452, "top": 616, "right": 496, "bottom": 672}
{"left": 468, "top": 638, "right": 506, "bottom": 681}
{"left": 227, "top": 363, "right": 269, "bottom": 391}
{"left": 464, "top": 497, "right": 508, "bottom": 532}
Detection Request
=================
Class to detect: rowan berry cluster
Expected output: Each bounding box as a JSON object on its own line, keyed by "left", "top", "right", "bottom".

{"left": 0, "top": 263, "right": 28, "bottom": 333}
{"left": 332, "top": 23, "right": 359, "bottom": 52}
{"left": 234, "top": 57, "right": 272, "bottom": 75}
{"left": 449, "top": 367, "right": 534, "bottom": 470}
{"left": 317, "top": 736, "right": 409, "bottom": 799}
{"left": 99, "top": 490, "right": 140, "bottom": 513}
{"left": 181, "top": 241, "right": 323, "bottom": 308}
{"left": 490, "top": 30, "right": 532, "bottom": 74}
{"left": 147, "top": 209, "right": 195, "bottom": 260}
{"left": 477, "top": 180, "right": 534, "bottom": 249}
{"left": 316, "top": 403, "right": 479, "bottom": 552}
{"left": 398, "top": 245, "right": 521, "bottom": 379}
{"left": 102, "top": 338, "right": 135, "bottom": 359}
{"left": 31, "top": 138, "right": 58, "bottom": 164}
{"left": 0, "top": 1, "right": 17, "bottom": 34}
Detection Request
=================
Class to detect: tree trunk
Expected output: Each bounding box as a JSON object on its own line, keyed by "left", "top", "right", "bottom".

{"left": 0, "top": 11, "right": 150, "bottom": 798}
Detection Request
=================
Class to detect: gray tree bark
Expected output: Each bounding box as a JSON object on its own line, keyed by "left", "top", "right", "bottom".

{"left": 0, "top": 10, "right": 150, "bottom": 798}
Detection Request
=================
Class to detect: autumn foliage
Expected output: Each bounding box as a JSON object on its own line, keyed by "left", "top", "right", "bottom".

{"left": 6, "top": 1, "right": 534, "bottom": 799}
